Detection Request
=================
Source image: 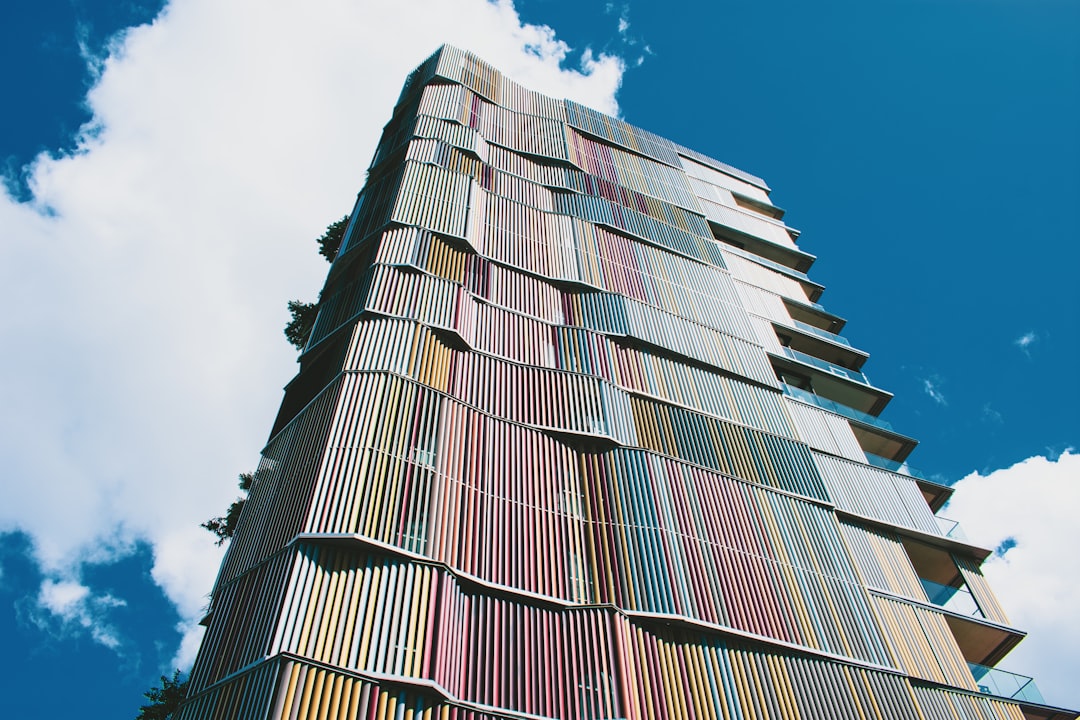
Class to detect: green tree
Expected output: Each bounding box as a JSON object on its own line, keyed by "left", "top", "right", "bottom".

{"left": 284, "top": 299, "right": 319, "bottom": 351}
{"left": 203, "top": 217, "right": 349, "bottom": 544}
{"left": 136, "top": 670, "right": 189, "bottom": 720}
{"left": 201, "top": 472, "right": 253, "bottom": 545}
{"left": 284, "top": 215, "right": 350, "bottom": 352}
{"left": 317, "top": 215, "right": 349, "bottom": 262}
{"left": 185, "top": 216, "right": 353, "bottom": 716}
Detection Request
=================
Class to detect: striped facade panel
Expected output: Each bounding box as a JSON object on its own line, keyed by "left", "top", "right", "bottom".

{"left": 374, "top": 218, "right": 745, "bottom": 343}
{"left": 564, "top": 126, "right": 701, "bottom": 212}
{"left": 344, "top": 313, "right": 793, "bottom": 437}
{"left": 190, "top": 551, "right": 294, "bottom": 692}
{"left": 215, "top": 380, "right": 343, "bottom": 588}
{"left": 415, "top": 79, "right": 571, "bottom": 164}
{"left": 719, "top": 246, "right": 810, "bottom": 303}
{"left": 838, "top": 520, "right": 928, "bottom": 600}
{"left": 563, "top": 170, "right": 713, "bottom": 236}
{"left": 391, "top": 162, "right": 473, "bottom": 239}
{"left": 337, "top": 166, "right": 406, "bottom": 259}
{"left": 680, "top": 152, "right": 774, "bottom": 206}
{"left": 552, "top": 191, "right": 724, "bottom": 267}
{"left": 179, "top": 658, "right": 1035, "bottom": 720}
{"left": 733, "top": 278, "right": 792, "bottom": 325}
{"left": 362, "top": 175, "right": 749, "bottom": 344}
{"left": 359, "top": 258, "right": 772, "bottom": 388}
{"left": 749, "top": 313, "right": 785, "bottom": 354}
{"left": 183, "top": 654, "right": 932, "bottom": 720}
{"left": 694, "top": 192, "right": 796, "bottom": 249}
{"left": 955, "top": 555, "right": 1011, "bottom": 626}
{"left": 197, "top": 543, "right": 916, "bottom": 720}
{"left": 785, "top": 399, "right": 866, "bottom": 462}
{"left": 870, "top": 594, "right": 977, "bottom": 690}
{"left": 565, "top": 99, "right": 684, "bottom": 168}
{"left": 412, "top": 113, "right": 488, "bottom": 158}
{"left": 434, "top": 44, "right": 568, "bottom": 120}
{"left": 911, "top": 685, "right": 1027, "bottom": 720}
{"left": 182, "top": 46, "right": 1048, "bottom": 720}
{"left": 627, "top": 395, "right": 826, "bottom": 498}
{"left": 242, "top": 371, "right": 889, "bottom": 661}
{"left": 175, "top": 659, "right": 280, "bottom": 720}
{"left": 813, "top": 452, "right": 941, "bottom": 535}
{"left": 306, "top": 265, "right": 374, "bottom": 350}
{"left": 470, "top": 184, "right": 726, "bottom": 283}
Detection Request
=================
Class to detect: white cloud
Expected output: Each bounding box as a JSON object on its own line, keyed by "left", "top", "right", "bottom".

{"left": 946, "top": 451, "right": 1080, "bottom": 710}
{"left": 618, "top": 17, "right": 630, "bottom": 35}
{"left": 922, "top": 377, "right": 947, "bottom": 405}
{"left": 0, "top": 0, "right": 624, "bottom": 665}
{"left": 33, "top": 578, "right": 127, "bottom": 649}
{"left": 1015, "top": 330, "right": 1037, "bottom": 356}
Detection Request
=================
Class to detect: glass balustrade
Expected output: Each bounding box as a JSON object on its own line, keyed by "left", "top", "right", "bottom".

{"left": 969, "top": 663, "right": 1045, "bottom": 704}
{"left": 935, "top": 516, "right": 968, "bottom": 541}
{"left": 789, "top": 318, "right": 852, "bottom": 347}
{"left": 780, "top": 346, "right": 872, "bottom": 385}
{"left": 781, "top": 383, "right": 893, "bottom": 431}
{"left": 863, "top": 451, "right": 931, "bottom": 482}
{"left": 919, "top": 577, "right": 983, "bottom": 618}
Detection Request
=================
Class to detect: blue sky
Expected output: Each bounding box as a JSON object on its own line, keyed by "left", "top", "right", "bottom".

{"left": 0, "top": 0, "right": 1076, "bottom": 716}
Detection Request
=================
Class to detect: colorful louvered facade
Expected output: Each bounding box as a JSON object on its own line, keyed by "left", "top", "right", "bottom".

{"left": 176, "top": 46, "right": 1076, "bottom": 720}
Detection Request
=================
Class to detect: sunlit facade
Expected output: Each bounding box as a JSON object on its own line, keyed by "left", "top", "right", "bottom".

{"left": 177, "top": 46, "right": 1075, "bottom": 720}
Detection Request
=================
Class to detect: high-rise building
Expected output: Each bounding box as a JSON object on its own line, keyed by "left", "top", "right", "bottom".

{"left": 177, "top": 47, "right": 1075, "bottom": 720}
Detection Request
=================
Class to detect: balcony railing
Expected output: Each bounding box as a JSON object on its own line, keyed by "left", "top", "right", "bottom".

{"left": 781, "top": 383, "right": 894, "bottom": 431}
{"left": 919, "top": 577, "right": 983, "bottom": 618}
{"left": 779, "top": 346, "right": 872, "bottom": 385}
{"left": 969, "top": 663, "right": 1046, "bottom": 704}
{"left": 863, "top": 451, "right": 930, "bottom": 482}
{"left": 789, "top": 318, "right": 852, "bottom": 347}
{"left": 935, "top": 516, "right": 968, "bottom": 541}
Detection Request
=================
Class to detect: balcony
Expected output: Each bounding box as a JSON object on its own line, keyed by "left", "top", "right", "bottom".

{"left": 782, "top": 383, "right": 892, "bottom": 430}
{"left": 969, "top": 663, "right": 1046, "bottom": 704}
{"left": 707, "top": 215, "right": 814, "bottom": 275}
{"left": 920, "top": 577, "right": 982, "bottom": 618}
{"left": 779, "top": 346, "right": 871, "bottom": 385}
{"left": 780, "top": 383, "right": 917, "bottom": 464}
{"left": 904, "top": 538, "right": 1023, "bottom": 665}
{"left": 862, "top": 451, "right": 954, "bottom": 511}
{"left": 784, "top": 297, "right": 846, "bottom": 335}
{"left": 777, "top": 324, "right": 867, "bottom": 378}
{"left": 774, "top": 358, "right": 891, "bottom": 419}
{"left": 863, "top": 451, "right": 925, "bottom": 479}
{"left": 789, "top": 318, "right": 852, "bottom": 347}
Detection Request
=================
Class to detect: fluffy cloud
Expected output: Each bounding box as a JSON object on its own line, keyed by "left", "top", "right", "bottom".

{"left": 946, "top": 451, "right": 1080, "bottom": 710}
{"left": 0, "top": 0, "right": 624, "bottom": 668}
{"left": 1014, "top": 330, "right": 1038, "bottom": 356}
{"left": 32, "top": 579, "right": 126, "bottom": 649}
{"left": 922, "top": 377, "right": 947, "bottom": 405}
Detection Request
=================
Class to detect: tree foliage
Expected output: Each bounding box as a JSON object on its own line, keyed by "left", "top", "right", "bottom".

{"left": 317, "top": 215, "right": 350, "bottom": 263}
{"left": 284, "top": 299, "right": 319, "bottom": 351}
{"left": 185, "top": 216, "right": 353, "bottom": 716}
{"left": 283, "top": 216, "right": 350, "bottom": 352}
{"left": 136, "top": 670, "right": 189, "bottom": 720}
{"left": 201, "top": 472, "right": 254, "bottom": 545}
